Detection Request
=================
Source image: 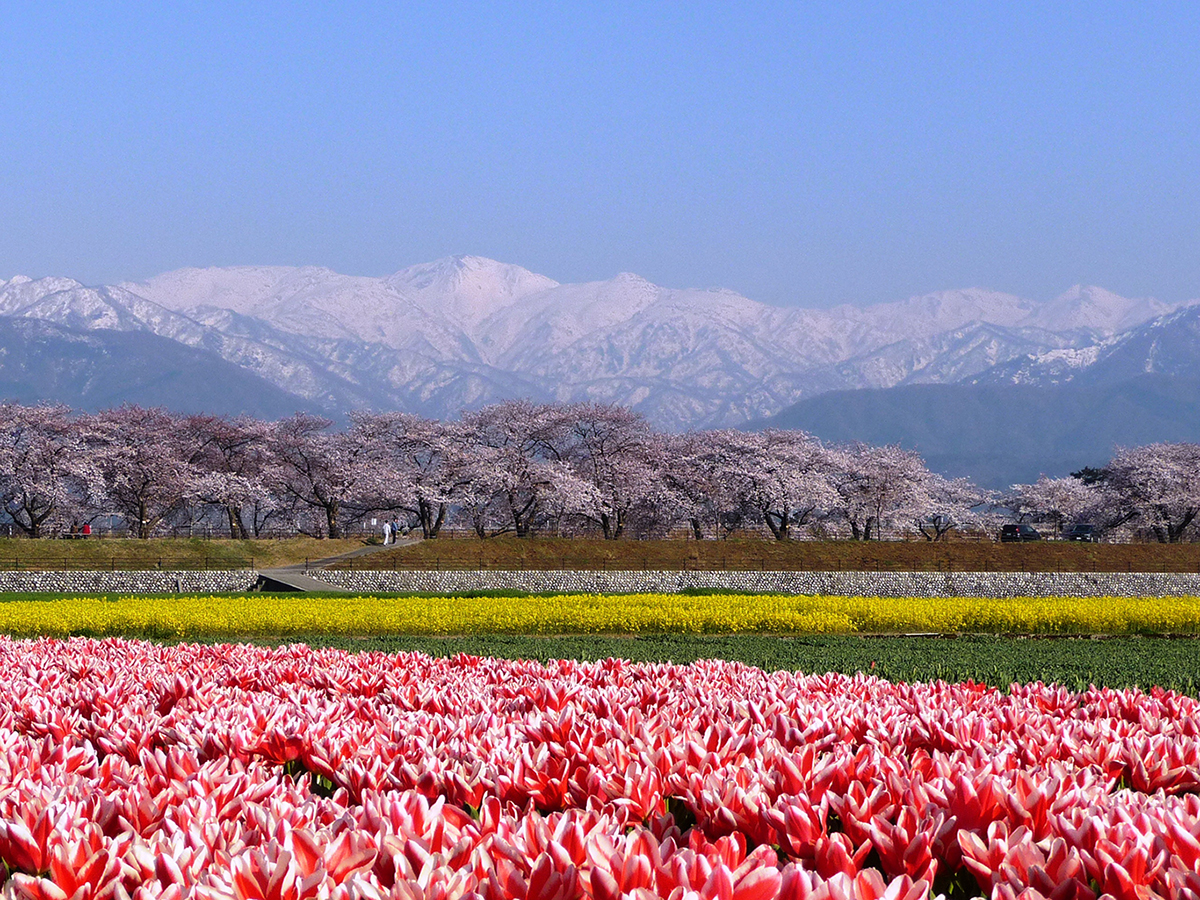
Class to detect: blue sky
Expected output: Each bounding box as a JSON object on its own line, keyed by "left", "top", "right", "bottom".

{"left": 2, "top": 2, "right": 1197, "bottom": 307}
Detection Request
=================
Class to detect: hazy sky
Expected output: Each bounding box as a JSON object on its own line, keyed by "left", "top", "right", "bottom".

{"left": 2, "top": 2, "right": 1198, "bottom": 307}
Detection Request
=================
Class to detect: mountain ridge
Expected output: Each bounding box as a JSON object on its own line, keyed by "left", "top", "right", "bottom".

{"left": 3, "top": 258, "right": 1196, "bottom": 430}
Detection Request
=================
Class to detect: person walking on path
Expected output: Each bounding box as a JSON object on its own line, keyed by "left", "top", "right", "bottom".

{"left": 382, "top": 519, "right": 392, "bottom": 545}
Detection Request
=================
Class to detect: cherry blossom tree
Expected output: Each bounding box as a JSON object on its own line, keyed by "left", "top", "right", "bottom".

{"left": 657, "top": 431, "right": 733, "bottom": 540}
{"left": 0, "top": 404, "right": 101, "bottom": 537}
{"left": 832, "top": 443, "right": 932, "bottom": 540}
{"left": 455, "top": 401, "right": 589, "bottom": 537}
{"left": 346, "top": 412, "right": 468, "bottom": 539}
{"left": 675, "top": 429, "right": 841, "bottom": 540}
{"left": 85, "top": 406, "right": 198, "bottom": 538}
{"left": 562, "top": 403, "right": 664, "bottom": 539}
{"left": 1007, "top": 475, "right": 1096, "bottom": 538}
{"left": 12, "top": 397, "right": 1200, "bottom": 549}
{"left": 913, "top": 474, "right": 989, "bottom": 541}
{"left": 1101, "top": 443, "right": 1200, "bottom": 543}
{"left": 745, "top": 430, "right": 841, "bottom": 541}
{"left": 666, "top": 435, "right": 752, "bottom": 537}
{"left": 266, "top": 414, "right": 374, "bottom": 539}
{"left": 183, "top": 415, "right": 273, "bottom": 538}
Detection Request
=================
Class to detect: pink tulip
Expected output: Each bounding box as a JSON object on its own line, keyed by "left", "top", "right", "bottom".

{"left": 2, "top": 638, "right": 1200, "bottom": 900}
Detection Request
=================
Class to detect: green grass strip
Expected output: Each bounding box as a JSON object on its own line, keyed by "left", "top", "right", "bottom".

{"left": 285, "top": 633, "right": 1200, "bottom": 696}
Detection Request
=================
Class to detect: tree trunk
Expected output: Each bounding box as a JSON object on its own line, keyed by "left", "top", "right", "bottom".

{"left": 418, "top": 498, "right": 446, "bottom": 538}
{"left": 325, "top": 501, "right": 341, "bottom": 539}
{"left": 690, "top": 518, "right": 704, "bottom": 541}
{"left": 764, "top": 508, "right": 789, "bottom": 541}
{"left": 1169, "top": 513, "right": 1195, "bottom": 542}
{"left": 512, "top": 494, "right": 536, "bottom": 538}
{"left": 12, "top": 502, "right": 52, "bottom": 539}
{"left": 227, "top": 506, "right": 248, "bottom": 540}
{"left": 428, "top": 503, "right": 446, "bottom": 539}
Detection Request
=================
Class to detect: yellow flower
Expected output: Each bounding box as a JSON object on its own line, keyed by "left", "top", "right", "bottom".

{"left": 0, "top": 593, "right": 1197, "bottom": 638}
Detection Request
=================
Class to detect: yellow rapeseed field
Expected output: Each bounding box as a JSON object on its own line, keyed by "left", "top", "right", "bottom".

{"left": 1, "top": 593, "right": 1199, "bottom": 638}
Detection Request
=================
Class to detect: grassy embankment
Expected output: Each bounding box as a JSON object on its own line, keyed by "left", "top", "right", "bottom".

{"left": 1, "top": 534, "right": 1198, "bottom": 571}
{"left": 0, "top": 537, "right": 365, "bottom": 570}
{"left": 341, "top": 534, "right": 1200, "bottom": 573}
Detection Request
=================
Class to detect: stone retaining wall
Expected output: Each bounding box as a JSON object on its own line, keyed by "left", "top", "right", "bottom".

{"left": 315, "top": 569, "right": 1200, "bottom": 597}
{"left": 2, "top": 569, "right": 1198, "bottom": 596}
{"left": 0, "top": 571, "right": 256, "bottom": 593}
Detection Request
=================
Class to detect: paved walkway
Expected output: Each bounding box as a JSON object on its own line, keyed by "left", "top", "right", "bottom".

{"left": 255, "top": 537, "right": 420, "bottom": 592}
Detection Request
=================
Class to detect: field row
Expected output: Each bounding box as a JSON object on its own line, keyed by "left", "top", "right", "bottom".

{"left": 3, "top": 592, "right": 1200, "bottom": 639}
{"left": 303, "top": 633, "right": 1200, "bottom": 696}
{"left": 2, "top": 639, "right": 1198, "bottom": 900}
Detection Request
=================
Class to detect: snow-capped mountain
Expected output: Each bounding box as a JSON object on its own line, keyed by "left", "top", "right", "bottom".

{"left": 122, "top": 265, "right": 480, "bottom": 359}
{"left": 1021, "top": 284, "right": 1174, "bottom": 335}
{"left": 1, "top": 259, "right": 1194, "bottom": 428}
{"left": 969, "top": 303, "right": 1200, "bottom": 388}
{"left": 386, "top": 255, "right": 559, "bottom": 329}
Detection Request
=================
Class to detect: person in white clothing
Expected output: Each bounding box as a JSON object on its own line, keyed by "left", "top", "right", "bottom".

{"left": 382, "top": 520, "right": 392, "bottom": 545}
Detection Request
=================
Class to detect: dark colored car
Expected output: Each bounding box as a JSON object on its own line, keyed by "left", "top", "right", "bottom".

{"left": 1000, "top": 523, "right": 1042, "bottom": 542}
{"left": 1064, "top": 523, "right": 1097, "bottom": 542}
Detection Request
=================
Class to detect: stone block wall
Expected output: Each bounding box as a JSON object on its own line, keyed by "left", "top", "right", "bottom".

{"left": 0, "top": 571, "right": 256, "bottom": 593}
{"left": 1, "top": 569, "right": 1197, "bottom": 597}
{"left": 315, "top": 569, "right": 1200, "bottom": 597}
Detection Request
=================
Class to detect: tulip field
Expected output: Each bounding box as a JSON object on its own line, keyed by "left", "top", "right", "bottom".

{"left": 4, "top": 591, "right": 1200, "bottom": 900}
{"left": 3, "top": 592, "right": 1200, "bottom": 640}
{"left": 2, "top": 637, "right": 1200, "bottom": 900}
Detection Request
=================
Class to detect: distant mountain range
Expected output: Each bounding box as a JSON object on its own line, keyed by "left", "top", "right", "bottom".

{"left": 1, "top": 257, "right": 1198, "bottom": 484}
{"left": 761, "top": 305, "right": 1200, "bottom": 486}
{"left": 0, "top": 317, "right": 320, "bottom": 418}
{"left": 762, "top": 374, "right": 1200, "bottom": 489}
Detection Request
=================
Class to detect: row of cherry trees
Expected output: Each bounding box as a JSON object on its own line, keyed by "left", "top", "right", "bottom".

{"left": 1, "top": 400, "right": 1197, "bottom": 541}
{"left": 1008, "top": 442, "right": 1200, "bottom": 543}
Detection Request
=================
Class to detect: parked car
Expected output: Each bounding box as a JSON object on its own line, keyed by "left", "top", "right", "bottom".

{"left": 1064, "top": 523, "right": 1097, "bottom": 542}
{"left": 1000, "top": 524, "right": 1042, "bottom": 542}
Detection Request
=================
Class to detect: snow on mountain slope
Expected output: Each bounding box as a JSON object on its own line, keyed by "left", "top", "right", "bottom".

{"left": 831, "top": 323, "right": 1090, "bottom": 391}
{"left": 835, "top": 287, "right": 1034, "bottom": 340}
{"left": 480, "top": 274, "right": 715, "bottom": 367}
{"left": 757, "top": 288, "right": 1036, "bottom": 372}
{"left": 0, "top": 315, "right": 322, "bottom": 418}
{"left": 124, "top": 265, "right": 478, "bottom": 359}
{"left": 121, "top": 266, "right": 326, "bottom": 316}
{"left": 1021, "top": 284, "right": 1174, "bottom": 334}
{"left": 977, "top": 303, "right": 1200, "bottom": 386}
{"left": 0, "top": 276, "right": 212, "bottom": 338}
{"left": 386, "top": 255, "right": 558, "bottom": 327}
{"left": 2, "top": 275, "right": 439, "bottom": 412}
{"left": 5, "top": 259, "right": 1195, "bottom": 429}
